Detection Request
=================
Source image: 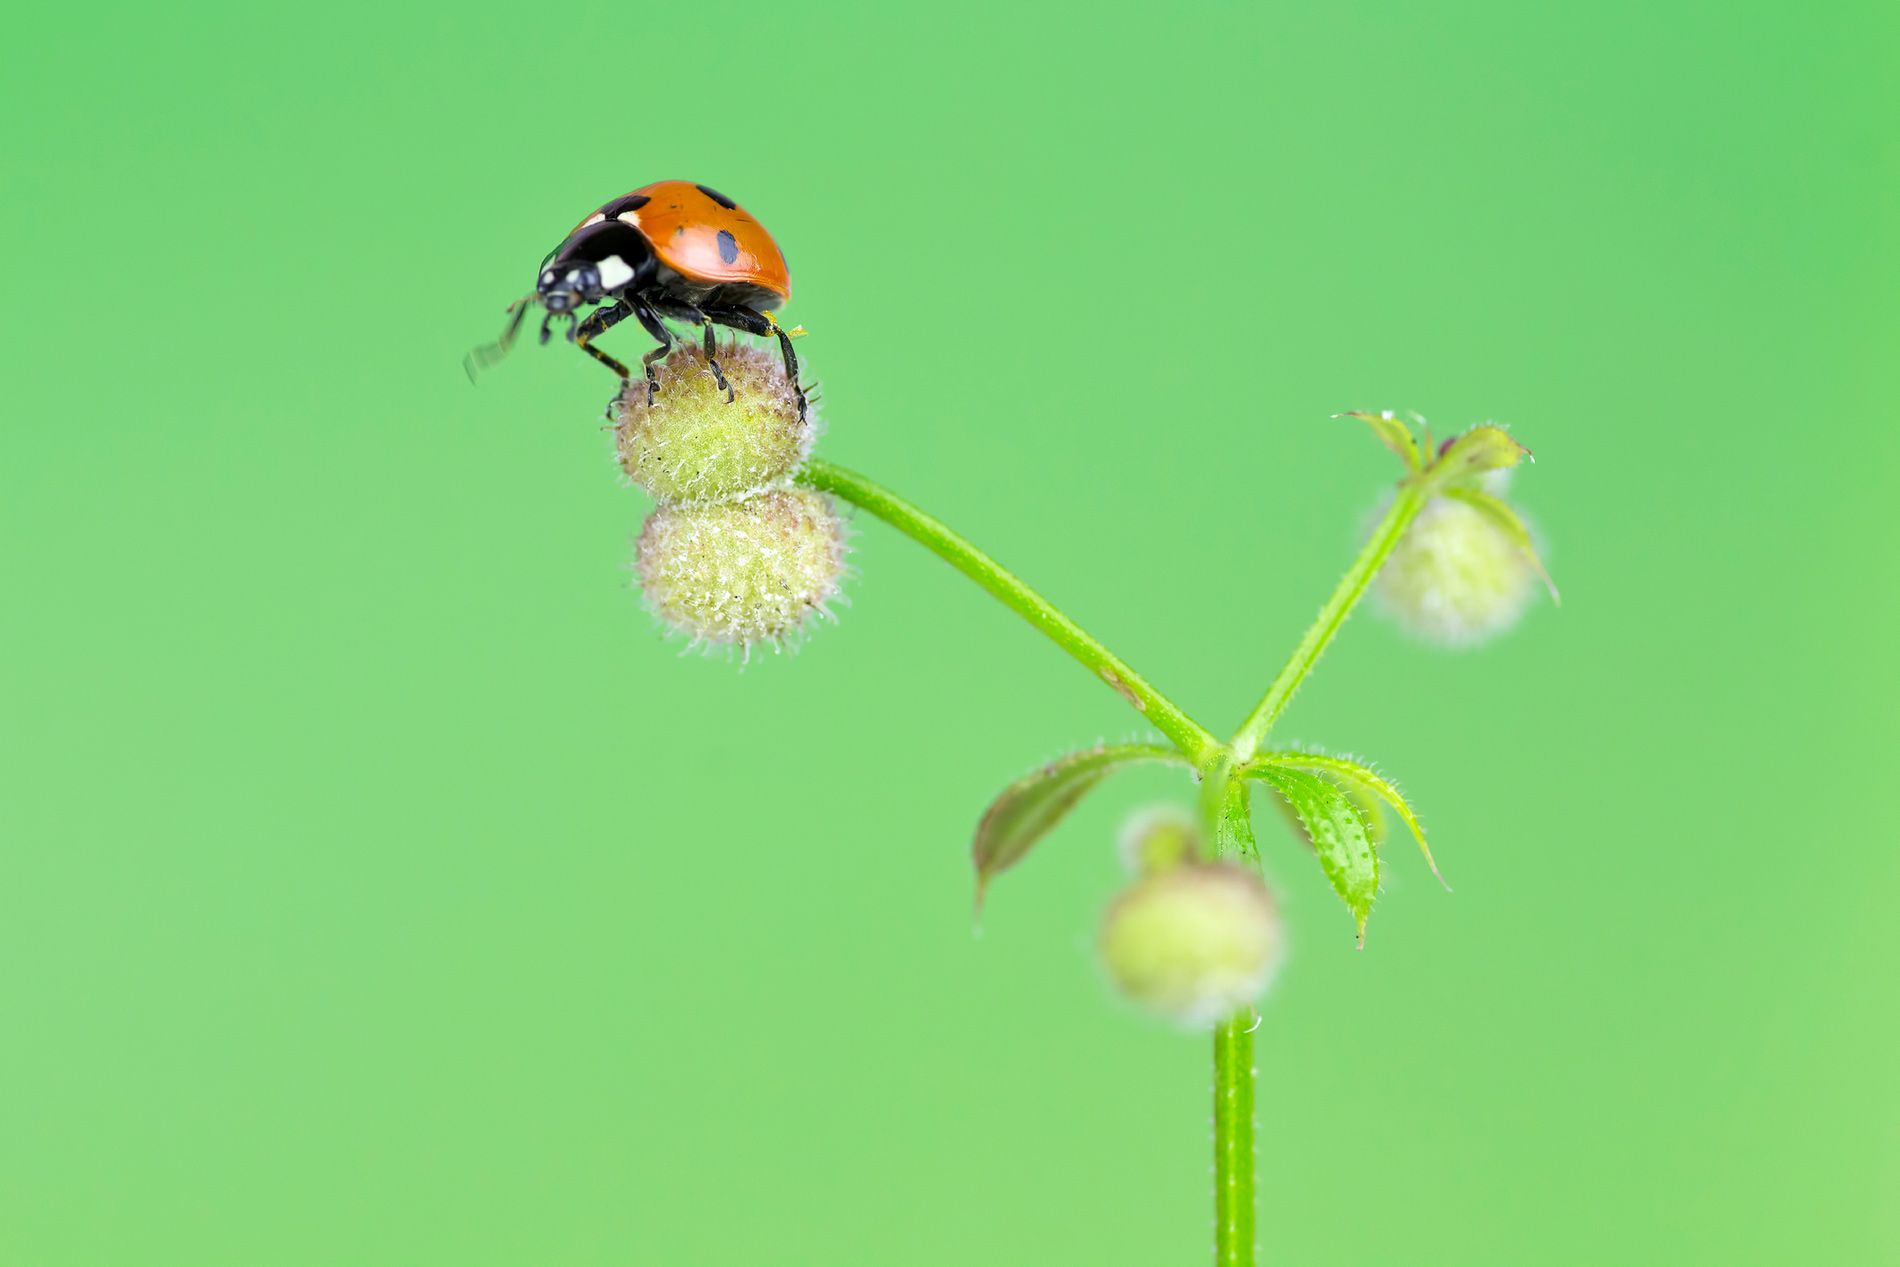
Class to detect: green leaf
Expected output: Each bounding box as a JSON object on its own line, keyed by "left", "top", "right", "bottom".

{"left": 1426, "top": 424, "right": 1531, "bottom": 489}
{"left": 1341, "top": 777, "right": 1387, "bottom": 846}
{"left": 1442, "top": 485, "right": 1561, "bottom": 605}
{"left": 1253, "top": 766, "right": 1379, "bottom": 945}
{"left": 1336, "top": 410, "right": 1422, "bottom": 472}
{"left": 1261, "top": 778, "right": 1315, "bottom": 849}
{"left": 1214, "top": 778, "right": 1258, "bottom": 861}
{"left": 973, "top": 743, "right": 1185, "bottom": 909}
{"left": 1257, "top": 763, "right": 1386, "bottom": 853}
{"left": 1253, "top": 751, "right": 1445, "bottom": 890}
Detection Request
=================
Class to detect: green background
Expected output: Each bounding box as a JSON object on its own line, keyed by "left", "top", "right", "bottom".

{"left": 4, "top": 1, "right": 1895, "bottom": 1262}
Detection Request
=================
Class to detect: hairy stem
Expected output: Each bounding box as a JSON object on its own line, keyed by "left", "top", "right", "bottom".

{"left": 799, "top": 458, "right": 1425, "bottom": 1267}
{"left": 798, "top": 459, "right": 1220, "bottom": 762}
{"left": 1204, "top": 479, "right": 1432, "bottom": 1262}
{"left": 1202, "top": 760, "right": 1257, "bottom": 1266}
{"left": 1230, "top": 482, "right": 1430, "bottom": 760}
{"left": 1214, "top": 1013, "right": 1257, "bottom": 1267}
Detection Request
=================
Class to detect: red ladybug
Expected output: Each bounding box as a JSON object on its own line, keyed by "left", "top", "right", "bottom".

{"left": 469, "top": 180, "right": 804, "bottom": 417}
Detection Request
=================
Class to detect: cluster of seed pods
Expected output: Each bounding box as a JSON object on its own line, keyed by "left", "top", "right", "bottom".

{"left": 616, "top": 343, "right": 847, "bottom": 656}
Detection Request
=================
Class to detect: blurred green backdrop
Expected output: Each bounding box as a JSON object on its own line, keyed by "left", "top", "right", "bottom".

{"left": 3, "top": 1, "right": 1895, "bottom": 1263}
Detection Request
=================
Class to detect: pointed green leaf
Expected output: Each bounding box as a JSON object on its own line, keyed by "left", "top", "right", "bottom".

{"left": 1215, "top": 778, "right": 1258, "bottom": 861}
{"left": 1261, "top": 779, "right": 1315, "bottom": 849}
{"left": 1442, "top": 485, "right": 1561, "bottom": 605}
{"left": 973, "top": 743, "right": 1186, "bottom": 907}
{"left": 1336, "top": 410, "right": 1422, "bottom": 471}
{"left": 1427, "top": 424, "right": 1530, "bottom": 489}
{"left": 1342, "top": 777, "right": 1387, "bottom": 846}
{"left": 1257, "top": 763, "right": 1385, "bottom": 849}
{"left": 1253, "top": 766, "right": 1379, "bottom": 944}
{"left": 1252, "top": 751, "right": 1445, "bottom": 890}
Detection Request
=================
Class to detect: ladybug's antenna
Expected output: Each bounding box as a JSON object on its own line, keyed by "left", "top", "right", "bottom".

{"left": 463, "top": 295, "right": 534, "bottom": 382}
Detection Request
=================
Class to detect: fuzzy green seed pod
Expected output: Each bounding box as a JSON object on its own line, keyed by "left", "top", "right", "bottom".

{"left": 1376, "top": 496, "right": 1537, "bottom": 647}
{"left": 612, "top": 342, "right": 815, "bottom": 505}
{"left": 635, "top": 487, "right": 848, "bottom": 651}
{"left": 1099, "top": 862, "right": 1284, "bottom": 1027}
{"left": 1116, "top": 805, "right": 1201, "bottom": 876}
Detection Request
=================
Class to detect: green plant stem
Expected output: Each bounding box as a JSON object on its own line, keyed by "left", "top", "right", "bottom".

{"left": 1214, "top": 1013, "right": 1256, "bottom": 1267}
{"left": 800, "top": 458, "right": 1423, "bottom": 1267}
{"left": 1202, "top": 759, "right": 1257, "bottom": 1267}
{"left": 797, "top": 459, "right": 1219, "bottom": 763}
{"left": 1230, "top": 482, "right": 1430, "bottom": 760}
{"left": 1206, "top": 480, "right": 1431, "bottom": 1264}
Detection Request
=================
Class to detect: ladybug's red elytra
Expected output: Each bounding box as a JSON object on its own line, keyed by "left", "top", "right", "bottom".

{"left": 468, "top": 180, "right": 805, "bottom": 418}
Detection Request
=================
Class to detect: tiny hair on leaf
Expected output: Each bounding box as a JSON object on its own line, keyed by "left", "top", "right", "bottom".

{"left": 1336, "top": 410, "right": 1422, "bottom": 471}
{"left": 1252, "top": 765, "right": 1379, "bottom": 945}
{"left": 972, "top": 743, "right": 1187, "bottom": 911}
{"left": 1426, "top": 424, "right": 1531, "bottom": 490}
{"left": 1249, "top": 750, "right": 1446, "bottom": 890}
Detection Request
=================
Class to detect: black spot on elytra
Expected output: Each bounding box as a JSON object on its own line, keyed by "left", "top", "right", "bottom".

{"left": 696, "top": 184, "right": 738, "bottom": 209}
{"left": 602, "top": 193, "right": 650, "bottom": 217}
{"left": 716, "top": 230, "right": 739, "bottom": 265}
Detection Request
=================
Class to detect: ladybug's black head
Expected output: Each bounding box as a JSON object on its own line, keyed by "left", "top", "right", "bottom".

{"left": 536, "top": 261, "right": 601, "bottom": 315}
{"left": 537, "top": 220, "right": 654, "bottom": 314}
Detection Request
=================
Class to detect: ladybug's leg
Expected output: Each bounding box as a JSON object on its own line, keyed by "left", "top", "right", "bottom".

{"left": 629, "top": 299, "right": 674, "bottom": 407}
{"left": 573, "top": 301, "right": 634, "bottom": 378}
{"left": 574, "top": 300, "right": 634, "bottom": 342}
{"left": 703, "top": 305, "right": 806, "bottom": 420}
{"left": 699, "top": 321, "right": 735, "bottom": 403}
{"left": 649, "top": 299, "right": 734, "bottom": 401}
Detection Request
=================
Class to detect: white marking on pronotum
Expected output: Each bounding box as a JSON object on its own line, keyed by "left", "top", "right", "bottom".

{"left": 579, "top": 212, "right": 606, "bottom": 229}
{"left": 596, "top": 254, "right": 635, "bottom": 291}
{"left": 615, "top": 209, "right": 643, "bottom": 230}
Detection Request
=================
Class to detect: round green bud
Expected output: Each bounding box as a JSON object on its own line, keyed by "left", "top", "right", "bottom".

{"left": 1116, "top": 804, "right": 1201, "bottom": 876}
{"left": 635, "top": 488, "right": 848, "bottom": 651}
{"left": 1099, "top": 863, "right": 1284, "bottom": 1027}
{"left": 613, "top": 342, "right": 815, "bottom": 505}
{"left": 1376, "top": 496, "right": 1536, "bottom": 647}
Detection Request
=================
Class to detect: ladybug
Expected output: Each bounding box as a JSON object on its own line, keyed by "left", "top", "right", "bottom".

{"left": 468, "top": 180, "right": 804, "bottom": 417}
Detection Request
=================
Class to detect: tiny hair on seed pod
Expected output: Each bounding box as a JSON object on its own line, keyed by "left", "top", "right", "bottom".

{"left": 1100, "top": 862, "right": 1285, "bottom": 1027}
{"left": 634, "top": 488, "right": 850, "bottom": 659}
{"left": 1117, "top": 804, "right": 1202, "bottom": 876}
{"left": 1373, "top": 494, "right": 1540, "bottom": 647}
{"left": 612, "top": 340, "right": 818, "bottom": 505}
